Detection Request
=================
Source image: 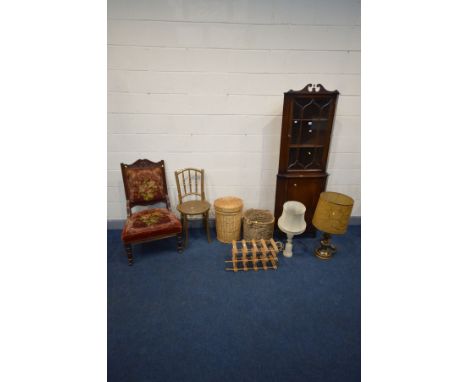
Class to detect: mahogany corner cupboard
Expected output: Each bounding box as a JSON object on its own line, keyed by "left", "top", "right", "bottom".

{"left": 274, "top": 84, "right": 339, "bottom": 234}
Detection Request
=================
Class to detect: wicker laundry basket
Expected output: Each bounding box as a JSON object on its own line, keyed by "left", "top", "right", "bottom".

{"left": 243, "top": 209, "right": 275, "bottom": 241}
{"left": 214, "top": 196, "right": 243, "bottom": 243}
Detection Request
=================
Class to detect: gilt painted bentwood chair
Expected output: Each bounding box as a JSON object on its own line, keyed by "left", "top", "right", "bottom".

{"left": 120, "top": 159, "right": 183, "bottom": 265}
{"left": 175, "top": 168, "right": 211, "bottom": 247}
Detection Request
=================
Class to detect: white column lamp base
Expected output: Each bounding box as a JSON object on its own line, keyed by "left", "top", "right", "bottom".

{"left": 283, "top": 233, "right": 294, "bottom": 258}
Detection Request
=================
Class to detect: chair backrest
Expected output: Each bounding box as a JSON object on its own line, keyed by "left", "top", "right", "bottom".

{"left": 120, "top": 159, "right": 170, "bottom": 216}
{"left": 174, "top": 168, "right": 205, "bottom": 204}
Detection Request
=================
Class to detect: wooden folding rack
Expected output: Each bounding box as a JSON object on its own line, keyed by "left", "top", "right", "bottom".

{"left": 225, "top": 238, "right": 283, "bottom": 272}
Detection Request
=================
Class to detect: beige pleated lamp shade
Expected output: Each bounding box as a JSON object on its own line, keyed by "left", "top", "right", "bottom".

{"left": 312, "top": 192, "right": 354, "bottom": 235}
{"left": 278, "top": 201, "right": 307, "bottom": 235}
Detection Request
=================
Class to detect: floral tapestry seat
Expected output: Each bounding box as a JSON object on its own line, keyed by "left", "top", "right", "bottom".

{"left": 122, "top": 208, "right": 182, "bottom": 243}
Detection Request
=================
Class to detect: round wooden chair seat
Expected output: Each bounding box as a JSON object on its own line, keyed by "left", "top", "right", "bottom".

{"left": 177, "top": 200, "right": 211, "bottom": 215}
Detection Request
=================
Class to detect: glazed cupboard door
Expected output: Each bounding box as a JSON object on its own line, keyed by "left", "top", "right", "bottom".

{"left": 287, "top": 95, "right": 336, "bottom": 172}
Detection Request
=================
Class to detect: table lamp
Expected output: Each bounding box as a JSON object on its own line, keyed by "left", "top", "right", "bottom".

{"left": 312, "top": 192, "right": 354, "bottom": 260}
{"left": 278, "top": 201, "right": 306, "bottom": 258}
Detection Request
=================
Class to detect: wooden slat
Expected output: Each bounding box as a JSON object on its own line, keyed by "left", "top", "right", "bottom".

{"left": 175, "top": 170, "right": 182, "bottom": 204}
{"left": 251, "top": 239, "right": 258, "bottom": 271}
{"left": 201, "top": 169, "right": 205, "bottom": 199}
{"left": 270, "top": 238, "right": 279, "bottom": 254}
{"left": 182, "top": 170, "right": 187, "bottom": 194}
{"left": 242, "top": 240, "right": 248, "bottom": 251}
{"left": 267, "top": 240, "right": 278, "bottom": 270}
{"left": 260, "top": 239, "right": 268, "bottom": 253}
{"left": 259, "top": 239, "right": 268, "bottom": 270}
{"left": 241, "top": 240, "right": 248, "bottom": 271}
{"left": 232, "top": 240, "right": 238, "bottom": 254}
{"left": 188, "top": 169, "right": 192, "bottom": 193}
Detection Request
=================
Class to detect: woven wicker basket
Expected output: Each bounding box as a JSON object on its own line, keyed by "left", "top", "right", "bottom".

{"left": 214, "top": 196, "right": 243, "bottom": 243}
{"left": 243, "top": 209, "right": 275, "bottom": 241}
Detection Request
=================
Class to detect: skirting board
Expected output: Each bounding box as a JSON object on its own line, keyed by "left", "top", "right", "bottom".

{"left": 107, "top": 216, "right": 361, "bottom": 230}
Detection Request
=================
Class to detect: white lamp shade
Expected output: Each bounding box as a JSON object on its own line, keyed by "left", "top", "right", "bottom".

{"left": 278, "top": 201, "right": 307, "bottom": 235}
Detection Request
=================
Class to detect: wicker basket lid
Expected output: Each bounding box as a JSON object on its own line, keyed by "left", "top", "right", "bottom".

{"left": 214, "top": 196, "right": 243, "bottom": 212}
{"left": 243, "top": 209, "right": 275, "bottom": 224}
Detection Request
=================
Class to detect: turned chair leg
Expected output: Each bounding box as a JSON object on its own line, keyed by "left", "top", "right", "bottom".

{"left": 204, "top": 211, "right": 211, "bottom": 243}
{"left": 124, "top": 244, "right": 133, "bottom": 266}
{"left": 177, "top": 232, "right": 183, "bottom": 253}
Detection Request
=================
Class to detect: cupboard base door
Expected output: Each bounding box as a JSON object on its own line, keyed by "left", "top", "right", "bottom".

{"left": 274, "top": 174, "right": 327, "bottom": 234}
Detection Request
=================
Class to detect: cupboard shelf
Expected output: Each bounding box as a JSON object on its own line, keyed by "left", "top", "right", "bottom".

{"left": 291, "top": 118, "right": 328, "bottom": 122}
{"left": 288, "top": 144, "right": 324, "bottom": 148}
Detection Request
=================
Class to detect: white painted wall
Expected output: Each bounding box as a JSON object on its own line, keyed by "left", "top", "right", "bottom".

{"left": 108, "top": 0, "right": 361, "bottom": 219}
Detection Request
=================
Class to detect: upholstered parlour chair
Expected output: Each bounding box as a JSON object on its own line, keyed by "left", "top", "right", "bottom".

{"left": 174, "top": 168, "right": 211, "bottom": 247}
{"left": 120, "top": 159, "right": 183, "bottom": 265}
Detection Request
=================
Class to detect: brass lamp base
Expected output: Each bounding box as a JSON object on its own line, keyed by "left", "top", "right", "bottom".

{"left": 314, "top": 233, "right": 336, "bottom": 260}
